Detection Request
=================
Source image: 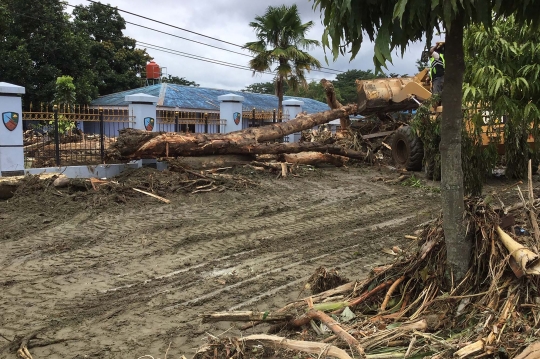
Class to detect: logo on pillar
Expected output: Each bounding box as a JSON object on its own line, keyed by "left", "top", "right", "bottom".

{"left": 2, "top": 112, "right": 19, "bottom": 131}
{"left": 144, "top": 117, "right": 155, "bottom": 131}
{"left": 233, "top": 112, "right": 241, "bottom": 125}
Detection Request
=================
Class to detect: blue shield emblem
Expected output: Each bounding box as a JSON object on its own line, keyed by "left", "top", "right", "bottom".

{"left": 2, "top": 112, "right": 19, "bottom": 131}
{"left": 144, "top": 117, "right": 155, "bottom": 131}
{"left": 233, "top": 112, "right": 241, "bottom": 125}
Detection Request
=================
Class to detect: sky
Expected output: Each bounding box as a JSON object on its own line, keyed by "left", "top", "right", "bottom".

{"left": 65, "top": 0, "right": 444, "bottom": 91}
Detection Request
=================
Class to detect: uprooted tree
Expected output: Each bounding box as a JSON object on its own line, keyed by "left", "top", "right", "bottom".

{"left": 108, "top": 83, "right": 421, "bottom": 161}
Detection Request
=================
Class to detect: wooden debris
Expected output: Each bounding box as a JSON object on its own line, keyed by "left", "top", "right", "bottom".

{"left": 514, "top": 341, "right": 540, "bottom": 359}
{"left": 52, "top": 175, "right": 69, "bottom": 188}
{"left": 305, "top": 309, "right": 366, "bottom": 358}
{"left": 133, "top": 188, "right": 171, "bottom": 204}
{"left": 240, "top": 334, "right": 353, "bottom": 359}
{"left": 201, "top": 311, "right": 293, "bottom": 323}
{"left": 496, "top": 226, "right": 539, "bottom": 272}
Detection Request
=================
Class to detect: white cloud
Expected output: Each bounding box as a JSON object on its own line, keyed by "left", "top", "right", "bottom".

{"left": 66, "top": 0, "right": 444, "bottom": 91}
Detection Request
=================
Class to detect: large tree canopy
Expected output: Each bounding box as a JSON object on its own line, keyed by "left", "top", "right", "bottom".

{"left": 72, "top": 3, "right": 151, "bottom": 99}
{"left": 313, "top": 0, "right": 540, "bottom": 280}
{"left": 0, "top": 0, "right": 152, "bottom": 105}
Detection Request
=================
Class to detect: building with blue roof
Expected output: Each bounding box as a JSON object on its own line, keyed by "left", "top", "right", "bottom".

{"left": 90, "top": 83, "right": 330, "bottom": 114}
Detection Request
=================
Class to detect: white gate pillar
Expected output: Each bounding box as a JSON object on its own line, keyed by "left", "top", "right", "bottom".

{"left": 218, "top": 94, "right": 244, "bottom": 133}
{"left": 283, "top": 99, "right": 304, "bottom": 143}
{"left": 0, "top": 82, "right": 25, "bottom": 176}
{"left": 125, "top": 94, "right": 159, "bottom": 131}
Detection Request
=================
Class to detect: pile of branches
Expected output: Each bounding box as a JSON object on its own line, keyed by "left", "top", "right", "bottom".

{"left": 194, "top": 177, "right": 540, "bottom": 358}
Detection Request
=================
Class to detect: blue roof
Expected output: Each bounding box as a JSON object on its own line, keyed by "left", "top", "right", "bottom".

{"left": 91, "top": 83, "right": 330, "bottom": 114}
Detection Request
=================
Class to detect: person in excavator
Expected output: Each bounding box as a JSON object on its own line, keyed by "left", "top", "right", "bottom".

{"left": 429, "top": 42, "right": 445, "bottom": 97}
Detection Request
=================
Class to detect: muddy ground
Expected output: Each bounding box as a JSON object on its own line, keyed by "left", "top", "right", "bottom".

{"left": 0, "top": 164, "right": 523, "bottom": 358}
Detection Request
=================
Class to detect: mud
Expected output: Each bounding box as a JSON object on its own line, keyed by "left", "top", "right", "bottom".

{"left": 1, "top": 165, "right": 443, "bottom": 358}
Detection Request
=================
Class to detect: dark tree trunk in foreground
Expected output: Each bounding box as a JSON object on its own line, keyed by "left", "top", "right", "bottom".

{"left": 440, "top": 15, "right": 470, "bottom": 280}
{"left": 108, "top": 105, "right": 363, "bottom": 160}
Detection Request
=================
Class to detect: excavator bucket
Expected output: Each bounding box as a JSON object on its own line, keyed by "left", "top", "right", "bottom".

{"left": 355, "top": 69, "right": 432, "bottom": 115}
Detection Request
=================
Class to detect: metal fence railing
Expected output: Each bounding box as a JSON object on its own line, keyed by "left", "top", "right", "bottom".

{"left": 22, "top": 104, "right": 134, "bottom": 167}
{"left": 155, "top": 110, "right": 225, "bottom": 134}
{"left": 241, "top": 108, "right": 290, "bottom": 128}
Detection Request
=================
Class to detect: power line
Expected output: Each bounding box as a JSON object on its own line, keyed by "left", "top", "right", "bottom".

{"left": 84, "top": 0, "right": 345, "bottom": 74}
{"left": 10, "top": 8, "right": 332, "bottom": 81}
{"left": 126, "top": 21, "right": 252, "bottom": 58}
{"left": 138, "top": 42, "right": 271, "bottom": 74}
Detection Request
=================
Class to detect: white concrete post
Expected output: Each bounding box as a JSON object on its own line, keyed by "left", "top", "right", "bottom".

{"left": 125, "top": 93, "right": 159, "bottom": 131}
{"left": 282, "top": 99, "right": 304, "bottom": 143}
{"left": 0, "top": 82, "right": 25, "bottom": 176}
{"left": 218, "top": 94, "right": 244, "bottom": 133}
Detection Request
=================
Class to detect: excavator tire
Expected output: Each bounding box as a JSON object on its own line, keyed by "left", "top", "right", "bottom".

{"left": 391, "top": 126, "right": 424, "bottom": 171}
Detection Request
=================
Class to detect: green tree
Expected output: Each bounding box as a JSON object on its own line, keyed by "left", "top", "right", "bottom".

{"left": 313, "top": 0, "right": 540, "bottom": 279}
{"left": 242, "top": 82, "right": 276, "bottom": 94}
{"left": 284, "top": 80, "right": 335, "bottom": 103}
{"left": 244, "top": 5, "right": 321, "bottom": 114}
{"left": 0, "top": 0, "right": 78, "bottom": 105}
{"left": 72, "top": 2, "right": 151, "bottom": 97}
{"left": 54, "top": 76, "right": 77, "bottom": 106}
{"left": 162, "top": 75, "right": 199, "bottom": 86}
{"left": 463, "top": 15, "right": 540, "bottom": 179}
{"left": 51, "top": 76, "right": 77, "bottom": 134}
{"left": 333, "top": 69, "right": 378, "bottom": 104}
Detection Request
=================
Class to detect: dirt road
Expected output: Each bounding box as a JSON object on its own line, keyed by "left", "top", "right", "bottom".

{"left": 0, "top": 167, "right": 440, "bottom": 358}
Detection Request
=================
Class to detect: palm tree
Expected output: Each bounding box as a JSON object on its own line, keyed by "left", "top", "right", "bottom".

{"left": 244, "top": 5, "right": 321, "bottom": 118}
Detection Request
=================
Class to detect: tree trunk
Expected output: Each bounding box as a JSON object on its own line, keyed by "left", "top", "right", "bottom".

{"left": 321, "top": 79, "right": 351, "bottom": 129}
{"left": 111, "top": 131, "right": 370, "bottom": 161}
{"left": 440, "top": 14, "right": 470, "bottom": 280}
{"left": 277, "top": 59, "right": 286, "bottom": 120}
{"left": 108, "top": 105, "right": 361, "bottom": 159}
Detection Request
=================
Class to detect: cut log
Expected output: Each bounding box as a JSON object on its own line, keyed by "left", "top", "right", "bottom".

{"left": 321, "top": 79, "right": 351, "bottom": 129}
{"left": 166, "top": 155, "right": 254, "bottom": 170}
{"left": 108, "top": 105, "right": 361, "bottom": 160}
{"left": 281, "top": 152, "right": 350, "bottom": 167}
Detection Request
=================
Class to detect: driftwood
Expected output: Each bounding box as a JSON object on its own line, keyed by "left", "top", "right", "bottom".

{"left": 201, "top": 311, "right": 293, "bottom": 323}
{"left": 306, "top": 309, "right": 366, "bottom": 358}
{"left": 238, "top": 334, "right": 353, "bottom": 359}
{"left": 108, "top": 105, "right": 362, "bottom": 160}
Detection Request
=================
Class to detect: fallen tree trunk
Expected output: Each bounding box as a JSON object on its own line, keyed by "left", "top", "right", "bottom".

{"left": 167, "top": 155, "right": 254, "bottom": 170}
{"left": 110, "top": 131, "right": 372, "bottom": 162}
{"left": 108, "top": 105, "right": 361, "bottom": 160}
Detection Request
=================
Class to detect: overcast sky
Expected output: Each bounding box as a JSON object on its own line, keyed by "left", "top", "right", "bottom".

{"left": 66, "top": 0, "right": 444, "bottom": 91}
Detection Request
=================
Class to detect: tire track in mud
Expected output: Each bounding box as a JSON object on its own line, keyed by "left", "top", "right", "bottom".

{"left": 0, "top": 172, "right": 440, "bottom": 358}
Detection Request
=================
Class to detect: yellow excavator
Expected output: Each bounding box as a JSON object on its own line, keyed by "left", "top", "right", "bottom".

{"left": 354, "top": 53, "right": 534, "bottom": 174}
